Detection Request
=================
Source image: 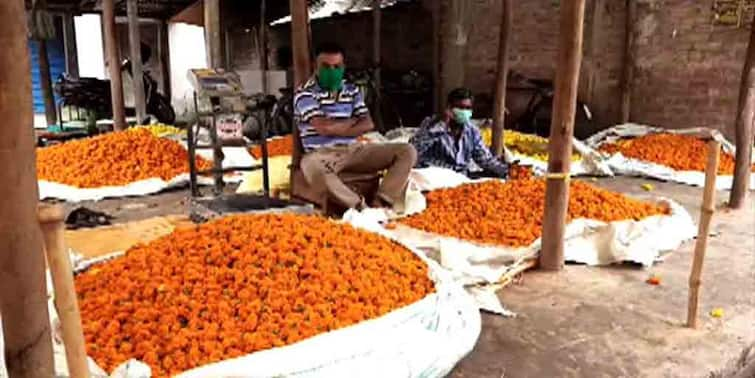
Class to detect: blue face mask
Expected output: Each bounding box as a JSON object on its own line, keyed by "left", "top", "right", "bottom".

{"left": 451, "top": 108, "right": 473, "bottom": 124}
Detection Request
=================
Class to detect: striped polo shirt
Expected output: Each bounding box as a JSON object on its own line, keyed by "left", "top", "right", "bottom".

{"left": 293, "top": 77, "right": 369, "bottom": 151}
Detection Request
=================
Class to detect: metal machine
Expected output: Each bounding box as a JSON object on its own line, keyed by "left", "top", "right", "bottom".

{"left": 186, "top": 68, "right": 307, "bottom": 220}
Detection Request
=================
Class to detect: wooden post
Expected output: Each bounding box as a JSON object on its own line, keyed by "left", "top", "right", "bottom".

{"left": 38, "top": 205, "right": 90, "bottom": 378}
{"left": 204, "top": 0, "right": 222, "bottom": 69}
{"left": 157, "top": 21, "right": 171, "bottom": 100}
{"left": 491, "top": 0, "right": 512, "bottom": 157}
{"left": 619, "top": 0, "right": 636, "bottom": 124}
{"left": 62, "top": 12, "right": 79, "bottom": 78}
{"left": 37, "top": 38, "right": 58, "bottom": 126}
{"left": 539, "top": 0, "right": 587, "bottom": 271}
{"left": 687, "top": 140, "right": 721, "bottom": 329}
{"left": 0, "top": 1, "right": 55, "bottom": 375}
{"left": 127, "top": 0, "right": 146, "bottom": 123}
{"left": 729, "top": 12, "right": 755, "bottom": 209}
{"left": 103, "top": 0, "right": 126, "bottom": 131}
{"left": 431, "top": 0, "right": 441, "bottom": 112}
{"left": 260, "top": 0, "right": 269, "bottom": 94}
{"left": 372, "top": 0, "right": 385, "bottom": 131}
{"left": 289, "top": 0, "right": 311, "bottom": 189}
{"left": 440, "top": 0, "right": 470, "bottom": 99}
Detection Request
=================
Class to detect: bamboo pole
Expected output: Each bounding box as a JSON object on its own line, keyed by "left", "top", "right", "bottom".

{"left": 289, "top": 0, "right": 311, "bottom": 187}
{"left": 539, "top": 0, "right": 587, "bottom": 271}
{"left": 619, "top": 0, "right": 636, "bottom": 124}
{"left": 491, "top": 0, "right": 512, "bottom": 157}
{"left": 38, "top": 205, "right": 90, "bottom": 378}
{"left": 37, "top": 38, "right": 58, "bottom": 127}
{"left": 102, "top": 0, "right": 127, "bottom": 131}
{"left": 372, "top": 0, "right": 385, "bottom": 132}
{"left": 0, "top": 1, "right": 55, "bottom": 375}
{"left": 204, "top": 0, "right": 222, "bottom": 69}
{"left": 687, "top": 140, "right": 721, "bottom": 329}
{"left": 127, "top": 0, "right": 146, "bottom": 123}
{"left": 729, "top": 12, "right": 755, "bottom": 209}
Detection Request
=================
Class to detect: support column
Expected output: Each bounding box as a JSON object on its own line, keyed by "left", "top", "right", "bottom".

{"left": 440, "top": 0, "right": 470, "bottom": 101}
{"left": 62, "top": 12, "right": 79, "bottom": 78}
{"left": 729, "top": 12, "right": 755, "bottom": 209}
{"left": 157, "top": 21, "right": 171, "bottom": 99}
{"left": 491, "top": 0, "right": 512, "bottom": 156}
{"left": 619, "top": 0, "right": 636, "bottom": 124}
{"left": 372, "top": 0, "right": 385, "bottom": 131}
{"left": 540, "top": 0, "right": 587, "bottom": 271}
{"left": 204, "top": 0, "right": 222, "bottom": 69}
{"left": 127, "top": 0, "right": 146, "bottom": 123}
{"left": 289, "top": 0, "right": 311, "bottom": 186}
{"left": 0, "top": 1, "right": 55, "bottom": 376}
{"left": 432, "top": 0, "right": 441, "bottom": 112}
{"left": 37, "top": 38, "right": 58, "bottom": 126}
{"left": 260, "top": 0, "right": 269, "bottom": 94}
{"left": 102, "top": 0, "right": 126, "bottom": 130}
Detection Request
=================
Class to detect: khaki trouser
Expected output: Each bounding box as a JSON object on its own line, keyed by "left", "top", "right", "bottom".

{"left": 300, "top": 143, "right": 417, "bottom": 209}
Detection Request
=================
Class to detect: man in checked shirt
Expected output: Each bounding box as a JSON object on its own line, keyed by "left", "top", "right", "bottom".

{"left": 294, "top": 43, "right": 416, "bottom": 210}
{"left": 410, "top": 88, "right": 509, "bottom": 179}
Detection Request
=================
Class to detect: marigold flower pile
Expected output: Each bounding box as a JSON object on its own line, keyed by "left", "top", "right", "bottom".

{"left": 401, "top": 179, "right": 670, "bottom": 248}
{"left": 75, "top": 214, "right": 434, "bottom": 377}
{"left": 481, "top": 128, "right": 582, "bottom": 162}
{"left": 249, "top": 135, "right": 293, "bottom": 159}
{"left": 508, "top": 164, "right": 534, "bottom": 180}
{"left": 36, "top": 129, "right": 210, "bottom": 188}
{"left": 599, "top": 133, "right": 755, "bottom": 174}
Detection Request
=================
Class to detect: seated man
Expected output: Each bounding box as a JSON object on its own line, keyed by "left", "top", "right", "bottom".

{"left": 410, "top": 88, "right": 509, "bottom": 178}
{"left": 294, "top": 42, "right": 416, "bottom": 210}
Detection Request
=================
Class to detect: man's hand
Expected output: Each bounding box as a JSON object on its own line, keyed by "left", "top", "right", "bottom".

{"left": 311, "top": 116, "right": 374, "bottom": 137}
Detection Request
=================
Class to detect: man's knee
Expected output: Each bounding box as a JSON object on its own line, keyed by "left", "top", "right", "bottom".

{"left": 394, "top": 143, "right": 417, "bottom": 166}
{"left": 300, "top": 154, "right": 327, "bottom": 184}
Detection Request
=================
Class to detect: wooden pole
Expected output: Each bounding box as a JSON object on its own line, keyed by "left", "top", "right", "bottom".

{"left": 204, "top": 0, "right": 222, "bottom": 69}
{"left": 289, "top": 0, "right": 311, "bottom": 190}
{"left": 157, "top": 21, "right": 171, "bottom": 100}
{"left": 102, "top": 0, "right": 126, "bottom": 131}
{"left": 62, "top": 12, "right": 79, "bottom": 78}
{"left": 260, "top": 0, "right": 269, "bottom": 94}
{"left": 127, "top": 0, "right": 146, "bottom": 123}
{"left": 372, "top": 0, "right": 385, "bottom": 131}
{"left": 431, "top": 0, "right": 441, "bottom": 113}
{"left": 440, "top": 0, "right": 469, "bottom": 99}
{"left": 38, "top": 205, "right": 90, "bottom": 378}
{"left": 0, "top": 1, "right": 55, "bottom": 375}
{"left": 619, "top": 0, "right": 636, "bottom": 124}
{"left": 687, "top": 140, "right": 721, "bottom": 329}
{"left": 491, "top": 0, "right": 512, "bottom": 157}
{"left": 37, "top": 38, "right": 58, "bottom": 127}
{"left": 729, "top": 13, "right": 755, "bottom": 209}
{"left": 539, "top": 0, "right": 587, "bottom": 271}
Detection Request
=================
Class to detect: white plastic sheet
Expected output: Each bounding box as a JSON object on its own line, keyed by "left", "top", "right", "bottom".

{"left": 586, "top": 124, "right": 755, "bottom": 190}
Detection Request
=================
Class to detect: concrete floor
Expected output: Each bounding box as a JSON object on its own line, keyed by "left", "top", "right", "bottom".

{"left": 52, "top": 177, "right": 755, "bottom": 378}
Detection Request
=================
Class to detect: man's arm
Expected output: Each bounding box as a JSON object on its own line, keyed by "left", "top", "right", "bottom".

{"left": 470, "top": 127, "right": 509, "bottom": 178}
{"left": 310, "top": 115, "right": 374, "bottom": 137}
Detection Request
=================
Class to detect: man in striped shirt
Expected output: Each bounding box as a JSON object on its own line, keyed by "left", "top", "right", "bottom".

{"left": 294, "top": 43, "right": 416, "bottom": 210}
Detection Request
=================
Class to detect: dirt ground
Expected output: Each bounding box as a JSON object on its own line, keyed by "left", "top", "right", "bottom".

{"left": 57, "top": 177, "right": 755, "bottom": 378}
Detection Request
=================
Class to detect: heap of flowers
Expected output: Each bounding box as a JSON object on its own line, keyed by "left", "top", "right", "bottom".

{"left": 599, "top": 133, "right": 755, "bottom": 174}
{"left": 249, "top": 135, "right": 293, "bottom": 159}
{"left": 75, "top": 214, "right": 434, "bottom": 377}
{"left": 37, "top": 129, "right": 210, "bottom": 188}
{"left": 401, "top": 179, "right": 670, "bottom": 248}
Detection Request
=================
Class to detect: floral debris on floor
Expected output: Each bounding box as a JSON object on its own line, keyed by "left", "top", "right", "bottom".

{"left": 75, "top": 214, "right": 434, "bottom": 377}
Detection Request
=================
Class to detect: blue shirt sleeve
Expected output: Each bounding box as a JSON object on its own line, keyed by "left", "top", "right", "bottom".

{"left": 470, "top": 126, "right": 509, "bottom": 177}
{"left": 352, "top": 88, "right": 369, "bottom": 118}
{"left": 293, "top": 91, "right": 323, "bottom": 123}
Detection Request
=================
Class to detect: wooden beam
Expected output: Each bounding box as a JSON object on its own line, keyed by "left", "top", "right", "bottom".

{"left": 0, "top": 1, "right": 55, "bottom": 376}
{"left": 103, "top": 0, "right": 127, "bottom": 130}
{"left": 157, "top": 20, "right": 171, "bottom": 100}
{"left": 37, "top": 38, "right": 58, "bottom": 126}
{"left": 372, "top": 0, "right": 385, "bottom": 131}
{"left": 440, "top": 0, "right": 470, "bottom": 99}
{"left": 539, "top": 0, "right": 587, "bottom": 271}
{"left": 491, "top": 0, "right": 512, "bottom": 157}
{"left": 431, "top": 0, "right": 441, "bottom": 112}
{"left": 729, "top": 11, "right": 755, "bottom": 209}
{"left": 687, "top": 140, "right": 720, "bottom": 328}
{"left": 204, "top": 0, "right": 222, "bottom": 69}
{"left": 62, "top": 12, "right": 79, "bottom": 78}
{"left": 259, "top": 0, "right": 269, "bottom": 94}
{"left": 127, "top": 0, "right": 146, "bottom": 123}
{"left": 619, "top": 0, "right": 636, "bottom": 124}
{"left": 290, "top": 0, "right": 311, "bottom": 88}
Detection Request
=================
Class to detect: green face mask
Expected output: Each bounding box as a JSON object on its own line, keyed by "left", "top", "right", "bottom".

{"left": 451, "top": 108, "right": 473, "bottom": 124}
{"left": 317, "top": 67, "right": 345, "bottom": 92}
